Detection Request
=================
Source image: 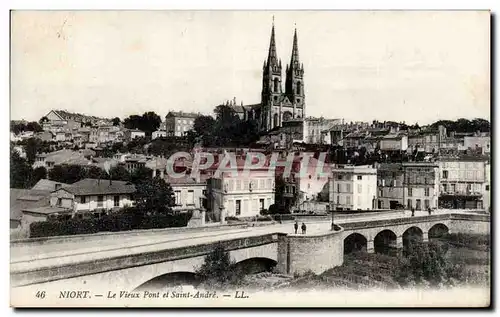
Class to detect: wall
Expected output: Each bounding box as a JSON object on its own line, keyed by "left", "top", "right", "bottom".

{"left": 284, "top": 228, "right": 344, "bottom": 275}
{"left": 74, "top": 194, "right": 133, "bottom": 211}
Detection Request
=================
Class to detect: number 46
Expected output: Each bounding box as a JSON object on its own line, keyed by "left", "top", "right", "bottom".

{"left": 36, "top": 291, "right": 46, "bottom": 299}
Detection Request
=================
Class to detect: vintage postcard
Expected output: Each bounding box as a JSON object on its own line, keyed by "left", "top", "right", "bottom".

{"left": 9, "top": 10, "right": 490, "bottom": 308}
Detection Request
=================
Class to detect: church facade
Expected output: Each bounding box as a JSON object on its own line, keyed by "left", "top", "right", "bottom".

{"left": 224, "top": 22, "right": 306, "bottom": 133}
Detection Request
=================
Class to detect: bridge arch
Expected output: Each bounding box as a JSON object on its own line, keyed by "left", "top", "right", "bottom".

{"left": 133, "top": 271, "right": 199, "bottom": 292}
{"left": 344, "top": 233, "right": 368, "bottom": 254}
{"left": 234, "top": 257, "right": 277, "bottom": 274}
{"left": 402, "top": 226, "right": 424, "bottom": 251}
{"left": 428, "top": 223, "right": 449, "bottom": 239}
{"left": 374, "top": 229, "right": 398, "bottom": 255}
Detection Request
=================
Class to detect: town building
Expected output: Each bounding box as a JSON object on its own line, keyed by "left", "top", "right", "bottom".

{"left": 464, "top": 133, "right": 491, "bottom": 155}
{"left": 163, "top": 175, "right": 209, "bottom": 213}
{"left": 49, "top": 178, "right": 136, "bottom": 217}
{"left": 33, "top": 149, "right": 96, "bottom": 170}
{"left": 165, "top": 111, "right": 199, "bottom": 137}
{"left": 438, "top": 155, "right": 489, "bottom": 209}
{"left": 377, "top": 162, "right": 440, "bottom": 210}
{"left": 42, "top": 110, "right": 111, "bottom": 131}
{"left": 124, "top": 129, "right": 146, "bottom": 141}
{"left": 303, "top": 117, "right": 342, "bottom": 144}
{"left": 379, "top": 132, "right": 408, "bottom": 152}
{"left": 329, "top": 165, "right": 377, "bottom": 211}
{"left": 208, "top": 157, "right": 275, "bottom": 219}
{"left": 152, "top": 130, "right": 167, "bottom": 139}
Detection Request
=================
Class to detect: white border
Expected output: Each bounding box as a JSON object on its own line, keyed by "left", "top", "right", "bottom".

{"left": 2, "top": 0, "right": 498, "bottom": 316}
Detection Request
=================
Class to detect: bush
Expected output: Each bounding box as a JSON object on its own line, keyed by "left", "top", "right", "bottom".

{"left": 225, "top": 216, "right": 240, "bottom": 221}
{"left": 30, "top": 209, "right": 192, "bottom": 238}
{"left": 195, "top": 244, "right": 242, "bottom": 289}
{"left": 256, "top": 215, "right": 273, "bottom": 222}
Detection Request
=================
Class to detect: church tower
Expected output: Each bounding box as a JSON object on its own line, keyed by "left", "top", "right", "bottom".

{"left": 285, "top": 28, "right": 305, "bottom": 116}
{"left": 261, "top": 20, "right": 283, "bottom": 131}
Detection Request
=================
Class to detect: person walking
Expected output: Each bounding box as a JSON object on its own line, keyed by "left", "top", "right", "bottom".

{"left": 301, "top": 222, "right": 307, "bottom": 234}
{"left": 428, "top": 207, "right": 432, "bottom": 215}
{"left": 411, "top": 208, "right": 415, "bottom": 217}
{"left": 294, "top": 221, "right": 299, "bottom": 234}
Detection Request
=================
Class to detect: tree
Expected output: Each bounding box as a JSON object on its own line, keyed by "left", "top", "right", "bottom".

{"left": 195, "top": 244, "right": 242, "bottom": 289}
{"left": 48, "top": 165, "right": 85, "bottom": 184}
{"left": 25, "top": 122, "right": 43, "bottom": 133}
{"left": 112, "top": 117, "right": 121, "bottom": 126}
{"left": 123, "top": 112, "right": 161, "bottom": 137}
{"left": 32, "top": 167, "right": 47, "bottom": 183}
{"left": 10, "top": 150, "right": 32, "bottom": 189}
{"left": 396, "top": 241, "right": 452, "bottom": 287}
{"left": 109, "top": 165, "right": 131, "bottom": 181}
{"left": 134, "top": 176, "right": 175, "bottom": 214}
{"left": 130, "top": 166, "right": 153, "bottom": 184}
{"left": 25, "top": 138, "right": 39, "bottom": 165}
{"left": 86, "top": 166, "right": 106, "bottom": 179}
{"left": 39, "top": 116, "right": 49, "bottom": 125}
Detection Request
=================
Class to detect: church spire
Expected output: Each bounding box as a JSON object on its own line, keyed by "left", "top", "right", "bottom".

{"left": 290, "top": 28, "right": 300, "bottom": 67}
{"left": 266, "top": 18, "right": 279, "bottom": 68}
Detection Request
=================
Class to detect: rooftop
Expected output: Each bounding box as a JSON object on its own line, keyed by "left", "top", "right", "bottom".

{"left": 60, "top": 178, "right": 136, "bottom": 196}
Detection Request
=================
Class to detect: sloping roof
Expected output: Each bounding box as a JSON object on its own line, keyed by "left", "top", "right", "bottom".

{"left": 62, "top": 178, "right": 136, "bottom": 196}
{"left": 166, "top": 111, "right": 200, "bottom": 119}
{"left": 50, "top": 110, "right": 111, "bottom": 123}
{"left": 23, "top": 206, "right": 71, "bottom": 215}
{"left": 31, "top": 179, "right": 69, "bottom": 191}
{"left": 10, "top": 189, "right": 52, "bottom": 221}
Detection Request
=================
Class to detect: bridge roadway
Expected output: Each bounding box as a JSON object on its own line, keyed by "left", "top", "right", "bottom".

{"left": 10, "top": 209, "right": 472, "bottom": 271}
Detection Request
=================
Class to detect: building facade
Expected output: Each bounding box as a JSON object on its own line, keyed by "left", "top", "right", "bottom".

{"left": 165, "top": 111, "right": 199, "bottom": 137}
{"left": 329, "top": 165, "right": 377, "bottom": 211}
{"left": 209, "top": 162, "right": 275, "bottom": 219}
{"left": 438, "top": 156, "right": 488, "bottom": 209}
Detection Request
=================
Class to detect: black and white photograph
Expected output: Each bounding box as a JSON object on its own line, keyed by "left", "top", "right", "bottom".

{"left": 8, "top": 10, "right": 491, "bottom": 308}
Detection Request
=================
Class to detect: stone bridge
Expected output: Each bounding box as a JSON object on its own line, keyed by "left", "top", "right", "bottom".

{"left": 10, "top": 212, "right": 489, "bottom": 294}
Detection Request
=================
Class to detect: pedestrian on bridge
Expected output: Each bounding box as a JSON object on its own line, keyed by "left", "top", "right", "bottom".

{"left": 301, "top": 222, "right": 307, "bottom": 234}
{"left": 411, "top": 208, "right": 415, "bottom": 217}
{"left": 428, "top": 207, "right": 432, "bottom": 215}
{"left": 294, "top": 221, "right": 299, "bottom": 234}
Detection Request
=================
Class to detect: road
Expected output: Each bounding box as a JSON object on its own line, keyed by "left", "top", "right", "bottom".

{"left": 10, "top": 209, "right": 477, "bottom": 271}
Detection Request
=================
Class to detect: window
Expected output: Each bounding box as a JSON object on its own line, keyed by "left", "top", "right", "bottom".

{"left": 80, "top": 196, "right": 86, "bottom": 204}
{"left": 443, "top": 184, "right": 448, "bottom": 193}
{"left": 337, "top": 175, "right": 343, "bottom": 180}
{"left": 425, "top": 199, "right": 430, "bottom": 209}
{"left": 236, "top": 180, "right": 242, "bottom": 190}
{"left": 442, "top": 170, "right": 448, "bottom": 179}
{"left": 113, "top": 195, "right": 120, "bottom": 207}
{"left": 357, "top": 184, "right": 362, "bottom": 194}
{"left": 292, "top": 186, "right": 296, "bottom": 194}
{"left": 259, "top": 199, "right": 265, "bottom": 211}
{"left": 451, "top": 184, "right": 456, "bottom": 192}
{"left": 416, "top": 199, "right": 421, "bottom": 210}
{"left": 486, "top": 185, "right": 490, "bottom": 191}
{"left": 336, "top": 195, "right": 340, "bottom": 205}
{"left": 202, "top": 189, "right": 207, "bottom": 196}
{"left": 346, "top": 183, "right": 351, "bottom": 193}
{"left": 235, "top": 200, "right": 241, "bottom": 216}
{"left": 346, "top": 196, "right": 351, "bottom": 205}
{"left": 467, "top": 184, "right": 472, "bottom": 192}
{"left": 337, "top": 184, "right": 341, "bottom": 193}
{"left": 407, "top": 199, "right": 412, "bottom": 209}
{"left": 57, "top": 198, "right": 62, "bottom": 207}
{"left": 97, "top": 195, "right": 104, "bottom": 207}
{"left": 274, "top": 78, "right": 279, "bottom": 93}
{"left": 174, "top": 190, "right": 181, "bottom": 205}
{"left": 424, "top": 188, "right": 430, "bottom": 197}
{"left": 187, "top": 190, "right": 194, "bottom": 205}
{"left": 357, "top": 175, "right": 362, "bottom": 180}
{"left": 408, "top": 188, "right": 413, "bottom": 197}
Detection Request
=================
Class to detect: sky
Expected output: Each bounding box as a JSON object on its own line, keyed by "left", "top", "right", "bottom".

{"left": 10, "top": 10, "right": 490, "bottom": 125}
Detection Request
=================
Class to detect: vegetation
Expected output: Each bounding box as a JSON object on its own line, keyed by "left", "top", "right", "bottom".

{"left": 48, "top": 165, "right": 107, "bottom": 184}
{"left": 195, "top": 244, "right": 243, "bottom": 290}
{"left": 186, "top": 104, "right": 260, "bottom": 147}
{"left": 10, "top": 149, "right": 47, "bottom": 189}
{"left": 430, "top": 118, "right": 490, "bottom": 133}
{"left": 123, "top": 111, "right": 162, "bottom": 136}
{"left": 29, "top": 208, "right": 193, "bottom": 238}
{"left": 10, "top": 121, "right": 43, "bottom": 134}
{"left": 134, "top": 176, "right": 175, "bottom": 215}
